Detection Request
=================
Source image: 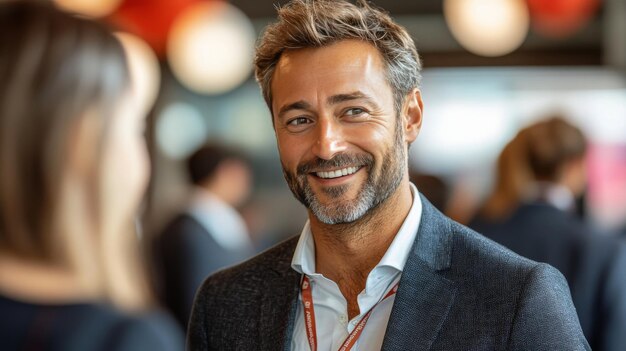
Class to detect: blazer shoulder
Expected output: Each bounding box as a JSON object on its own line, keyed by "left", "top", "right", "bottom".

{"left": 160, "top": 213, "right": 205, "bottom": 237}
{"left": 450, "top": 220, "right": 539, "bottom": 272}
{"left": 194, "top": 235, "right": 300, "bottom": 301}
{"left": 507, "top": 262, "right": 590, "bottom": 350}
{"left": 437, "top": 221, "right": 588, "bottom": 349}
{"left": 443, "top": 220, "right": 548, "bottom": 296}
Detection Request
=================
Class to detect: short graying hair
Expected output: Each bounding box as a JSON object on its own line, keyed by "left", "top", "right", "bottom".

{"left": 254, "top": 0, "right": 422, "bottom": 115}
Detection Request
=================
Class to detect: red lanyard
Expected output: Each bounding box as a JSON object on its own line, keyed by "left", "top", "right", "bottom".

{"left": 300, "top": 276, "right": 399, "bottom": 351}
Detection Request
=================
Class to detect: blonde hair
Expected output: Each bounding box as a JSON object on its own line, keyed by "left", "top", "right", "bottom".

{"left": 254, "top": 0, "right": 421, "bottom": 115}
{"left": 0, "top": 1, "right": 151, "bottom": 310}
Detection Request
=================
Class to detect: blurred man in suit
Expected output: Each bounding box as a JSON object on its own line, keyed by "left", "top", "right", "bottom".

{"left": 155, "top": 143, "right": 255, "bottom": 329}
{"left": 471, "top": 116, "right": 626, "bottom": 351}
{"left": 188, "top": 1, "right": 589, "bottom": 350}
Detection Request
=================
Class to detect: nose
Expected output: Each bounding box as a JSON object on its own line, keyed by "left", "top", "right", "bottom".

{"left": 311, "top": 117, "right": 347, "bottom": 160}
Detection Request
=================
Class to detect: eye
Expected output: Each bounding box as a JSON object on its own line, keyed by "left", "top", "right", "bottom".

{"left": 285, "top": 116, "right": 313, "bottom": 132}
{"left": 287, "top": 117, "right": 311, "bottom": 126}
{"left": 344, "top": 108, "right": 366, "bottom": 117}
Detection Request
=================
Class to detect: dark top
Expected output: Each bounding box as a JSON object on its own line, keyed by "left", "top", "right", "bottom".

{"left": 470, "top": 202, "right": 626, "bottom": 351}
{"left": 154, "top": 213, "right": 254, "bottom": 329}
{"left": 0, "top": 294, "right": 184, "bottom": 351}
{"left": 188, "top": 195, "right": 589, "bottom": 350}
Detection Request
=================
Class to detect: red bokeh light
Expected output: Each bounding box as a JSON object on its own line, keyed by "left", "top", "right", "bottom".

{"left": 526, "top": 0, "right": 601, "bottom": 38}
{"left": 109, "top": 0, "right": 201, "bottom": 55}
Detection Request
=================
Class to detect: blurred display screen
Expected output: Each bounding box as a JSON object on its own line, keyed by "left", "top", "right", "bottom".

{"left": 587, "top": 143, "right": 626, "bottom": 230}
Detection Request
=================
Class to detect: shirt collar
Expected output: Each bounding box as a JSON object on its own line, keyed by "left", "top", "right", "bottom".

{"left": 291, "top": 220, "right": 316, "bottom": 275}
{"left": 525, "top": 181, "right": 576, "bottom": 213}
{"left": 188, "top": 187, "right": 223, "bottom": 209}
{"left": 291, "top": 183, "right": 423, "bottom": 275}
{"left": 186, "top": 186, "right": 252, "bottom": 251}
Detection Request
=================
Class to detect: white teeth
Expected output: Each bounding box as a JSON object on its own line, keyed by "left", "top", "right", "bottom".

{"left": 316, "top": 166, "right": 360, "bottom": 179}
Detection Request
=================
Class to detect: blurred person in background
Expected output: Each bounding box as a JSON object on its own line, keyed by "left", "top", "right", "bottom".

{"left": 154, "top": 143, "right": 255, "bottom": 329}
{"left": 470, "top": 116, "right": 626, "bottom": 351}
{"left": 0, "top": 2, "right": 183, "bottom": 350}
{"left": 408, "top": 171, "right": 450, "bottom": 213}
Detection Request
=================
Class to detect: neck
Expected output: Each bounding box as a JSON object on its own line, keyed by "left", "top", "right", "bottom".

{"left": 202, "top": 183, "right": 234, "bottom": 207}
{"left": 309, "top": 180, "right": 413, "bottom": 316}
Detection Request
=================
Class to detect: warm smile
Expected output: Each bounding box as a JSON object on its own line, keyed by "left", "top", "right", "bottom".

{"left": 313, "top": 166, "right": 361, "bottom": 179}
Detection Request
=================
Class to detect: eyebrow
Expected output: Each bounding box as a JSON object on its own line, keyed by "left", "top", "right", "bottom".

{"left": 277, "top": 101, "right": 311, "bottom": 120}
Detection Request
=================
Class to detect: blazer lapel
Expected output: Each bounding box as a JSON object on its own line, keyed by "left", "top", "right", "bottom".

{"left": 258, "top": 238, "right": 301, "bottom": 351}
{"left": 381, "top": 195, "right": 458, "bottom": 351}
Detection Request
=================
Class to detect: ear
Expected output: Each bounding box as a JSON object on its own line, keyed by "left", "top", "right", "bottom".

{"left": 402, "top": 89, "right": 423, "bottom": 144}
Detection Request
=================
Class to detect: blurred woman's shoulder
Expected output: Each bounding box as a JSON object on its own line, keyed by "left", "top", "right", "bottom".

{"left": 0, "top": 294, "right": 184, "bottom": 351}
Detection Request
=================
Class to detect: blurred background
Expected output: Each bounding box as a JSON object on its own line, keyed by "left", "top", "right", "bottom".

{"left": 52, "top": 0, "right": 626, "bottom": 244}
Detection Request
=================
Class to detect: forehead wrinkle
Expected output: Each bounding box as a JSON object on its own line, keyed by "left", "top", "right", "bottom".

{"left": 326, "top": 91, "right": 377, "bottom": 107}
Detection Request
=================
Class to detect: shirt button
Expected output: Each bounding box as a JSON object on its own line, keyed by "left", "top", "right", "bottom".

{"left": 339, "top": 315, "right": 348, "bottom": 325}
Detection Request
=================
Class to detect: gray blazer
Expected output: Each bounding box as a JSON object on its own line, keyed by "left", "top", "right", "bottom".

{"left": 188, "top": 196, "right": 590, "bottom": 350}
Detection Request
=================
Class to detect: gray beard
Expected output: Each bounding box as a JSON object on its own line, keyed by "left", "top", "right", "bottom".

{"left": 282, "top": 132, "right": 406, "bottom": 225}
{"left": 304, "top": 177, "right": 377, "bottom": 224}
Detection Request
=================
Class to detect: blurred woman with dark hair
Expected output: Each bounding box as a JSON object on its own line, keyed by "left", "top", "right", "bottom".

{"left": 471, "top": 116, "right": 626, "bottom": 351}
{"left": 0, "top": 1, "right": 183, "bottom": 349}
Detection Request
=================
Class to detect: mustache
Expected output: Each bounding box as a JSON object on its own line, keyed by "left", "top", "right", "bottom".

{"left": 297, "top": 153, "right": 374, "bottom": 175}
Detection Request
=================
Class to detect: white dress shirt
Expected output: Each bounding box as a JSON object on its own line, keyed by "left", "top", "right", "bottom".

{"left": 186, "top": 187, "right": 253, "bottom": 252}
{"left": 291, "top": 183, "right": 423, "bottom": 351}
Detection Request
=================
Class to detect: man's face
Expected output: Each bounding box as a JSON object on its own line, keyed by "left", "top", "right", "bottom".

{"left": 271, "top": 40, "right": 418, "bottom": 224}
